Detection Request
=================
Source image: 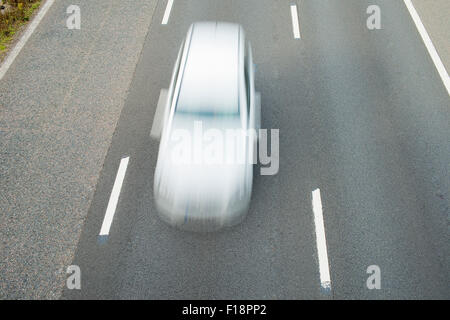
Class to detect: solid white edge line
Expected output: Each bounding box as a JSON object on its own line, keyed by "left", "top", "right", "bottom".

{"left": 99, "top": 157, "right": 130, "bottom": 236}
{"left": 290, "top": 4, "right": 301, "bottom": 39}
{"left": 403, "top": 0, "right": 450, "bottom": 96}
{"left": 0, "top": 0, "right": 55, "bottom": 81}
{"left": 162, "top": 0, "right": 174, "bottom": 25}
{"left": 312, "top": 189, "right": 332, "bottom": 291}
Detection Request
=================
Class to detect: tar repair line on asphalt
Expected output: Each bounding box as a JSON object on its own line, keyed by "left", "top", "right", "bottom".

{"left": 98, "top": 156, "right": 130, "bottom": 243}
{"left": 0, "top": 0, "right": 55, "bottom": 81}
{"left": 403, "top": 0, "right": 450, "bottom": 96}
{"left": 162, "top": 0, "right": 174, "bottom": 25}
{"left": 312, "top": 189, "right": 332, "bottom": 294}
{"left": 290, "top": 4, "right": 301, "bottom": 39}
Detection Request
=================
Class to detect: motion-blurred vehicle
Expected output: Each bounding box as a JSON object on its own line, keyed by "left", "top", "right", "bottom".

{"left": 153, "top": 22, "right": 260, "bottom": 232}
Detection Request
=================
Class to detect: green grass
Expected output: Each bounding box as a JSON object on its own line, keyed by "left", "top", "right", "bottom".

{"left": 0, "top": 1, "right": 41, "bottom": 53}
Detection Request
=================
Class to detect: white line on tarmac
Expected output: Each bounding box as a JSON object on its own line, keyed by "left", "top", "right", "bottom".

{"left": 99, "top": 157, "right": 130, "bottom": 237}
{"left": 0, "top": 0, "right": 55, "bottom": 81}
{"left": 312, "top": 189, "right": 332, "bottom": 292}
{"left": 162, "top": 0, "right": 174, "bottom": 25}
{"left": 404, "top": 0, "right": 450, "bottom": 96}
{"left": 290, "top": 4, "right": 301, "bottom": 39}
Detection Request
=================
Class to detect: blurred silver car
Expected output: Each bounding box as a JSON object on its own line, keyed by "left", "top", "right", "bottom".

{"left": 153, "top": 22, "right": 259, "bottom": 232}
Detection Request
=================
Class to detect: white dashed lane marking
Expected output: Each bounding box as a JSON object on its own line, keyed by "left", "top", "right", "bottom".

{"left": 99, "top": 157, "right": 130, "bottom": 241}
{"left": 312, "top": 189, "right": 332, "bottom": 293}
{"left": 162, "top": 0, "right": 174, "bottom": 25}
{"left": 290, "top": 4, "right": 301, "bottom": 39}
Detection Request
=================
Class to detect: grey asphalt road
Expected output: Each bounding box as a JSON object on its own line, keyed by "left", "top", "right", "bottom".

{"left": 1, "top": 0, "right": 448, "bottom": 300}
{"left": 412, "top": 0, "right": 450, "bottom": 71}
{"left": 60, "top": 0, "right": 449, "bottom": 299}
{"left": 0, "top": 0, "right": 158, "bottom": 299}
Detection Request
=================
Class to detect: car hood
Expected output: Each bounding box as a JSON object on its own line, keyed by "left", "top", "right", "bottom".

{"left": 154, "top": 115, "right": 252, "bottom": 223}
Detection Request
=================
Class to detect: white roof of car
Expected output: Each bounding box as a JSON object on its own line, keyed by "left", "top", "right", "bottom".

{"left": 176, "top": 22, "right": 243, "bottom": 115}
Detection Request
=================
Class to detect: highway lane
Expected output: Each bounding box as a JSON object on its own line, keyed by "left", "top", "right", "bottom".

{"left": 63, "top": 0, "right": 449, "bottom": 299}
{"left": 0, "top": 0, "right": 159, "bottom": 299}
{"left": 63, "top": 0, "right": 322, "bottom": 300}
{"left": 301, "top": 0, "right": 449, "bottom": 299}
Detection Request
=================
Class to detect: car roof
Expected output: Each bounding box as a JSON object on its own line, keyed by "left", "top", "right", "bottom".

{"left": 176, "top": 22, "right": 244, "bottom": 115}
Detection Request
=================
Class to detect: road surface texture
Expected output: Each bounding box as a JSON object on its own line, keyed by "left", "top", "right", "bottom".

{"left": 0, "top": 0, "right": 158, "bottom": 299}
{"left": 1, "top": 0, "right": 449, "bottom": 299}
{"left": 412, "top": 0, "right": 450, "bottom": 71}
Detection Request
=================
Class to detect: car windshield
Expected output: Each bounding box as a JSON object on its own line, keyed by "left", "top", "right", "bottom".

{"left": 175, "top": 22, "right": 240, "bottom": 116}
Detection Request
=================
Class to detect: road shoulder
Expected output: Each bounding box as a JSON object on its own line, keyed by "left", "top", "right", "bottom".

{"left": 0, "top": 0, "right": 158, "bottom": 299}
{"left": 411, "top": 0, "right": 450, "bottom": 74}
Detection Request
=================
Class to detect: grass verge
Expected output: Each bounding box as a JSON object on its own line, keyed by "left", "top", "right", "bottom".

{"left": 0, "top": 0, "right": 41, "bottom": 54}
